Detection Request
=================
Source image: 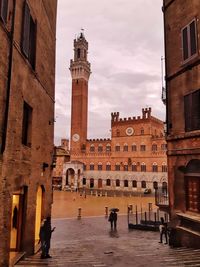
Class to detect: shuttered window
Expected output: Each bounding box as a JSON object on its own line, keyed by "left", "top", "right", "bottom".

{"left": 0, "top": 0, "right": 8, "bottom": 23}
{"left": 22, "top": 1, "right": 36, "bottom": 69}
{"left": 182, "top": 19, "right": 197, "bottom": 62}
{"left": 184, "top": 89, "right": 200, "bottom": 131}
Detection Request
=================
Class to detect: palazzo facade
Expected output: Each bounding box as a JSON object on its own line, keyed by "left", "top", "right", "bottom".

{"left": 62, "top": 33, "right": 167, "bottom": 194}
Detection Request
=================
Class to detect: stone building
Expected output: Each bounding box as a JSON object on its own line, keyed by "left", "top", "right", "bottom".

{"left": 0, "top": 0, "right": 57, "bottom": 266}
{"left": 62, "top": 33, "right": 167, "bottom": 194}
{"left": 163, "top": 0, "right": 200, "bottom": 247}
{"left": 52, "top": 139, "right": 70, "bottom": 189}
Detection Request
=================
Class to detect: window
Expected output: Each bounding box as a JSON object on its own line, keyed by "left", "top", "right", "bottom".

{"left": 116, "top": 179, "right": 120, "bottom": 187}
{"left": 153, "top": 181, "right": 158, "bottom": 189}
{"left": 98, "top": 163, "right": 102, "bottom": 171}
{"left": 90, "top": 145, "right": 95, "bottom": 152}
{"left": 82, "top": 177, "right": 86, "bottom": 185}
{"left": 141, "top": 181, "right": 146, "bottom": 188}
{"left": 152, "top": 163, "right": 158, "bottom": 172}
{"left": 90, "top": 163, "right": 94, "bottom": 171}
{"left": 106, "top": 179, "right": 111, "bottom": 186}
{"left": 106, "top": 144, "right": 111, "bottom": 152}
{"left": 132, "top": 163, "right": 137, "bottom": 172}
{"left": 182, "top": 19, "right": 197, "bottom": 62}
{"left": 90, "top": 178, "right": 94, "bottom": 188}
{"left": 22, "top": 102, "right": 32, "bottom": 147}
{"left": 106, "top": 163, "right": 111, "bottom": 171}
{"left": 115, "top": 144, "right": 120, "bottom": 152}
{"left": 132, "top": 180, "right": 137, "bottom": 188}
{"left": 124, "top": 164, "right": 128, "bottom": 171}
{"left": 161, "top": 144, "right": 167, "bottom": 151}
{"left": 140, "top": 145, "right": 146, "bottom": 151}
{"left": 124, "top": 180, "right": 128, "bottom": 187}
{"left": 184, "top": 89, "right": 200, "bottom": 132}
{"left": 115, "top": 163, "right": 120, "bottom": 171}
{"left": 98, "top": 145, "right": 103, "bottom": 152}
{"left": 22, "top": 1, "right": 37, "bottom": 69}
{"left": 0, "top": 0, "right": 8, "bottom": 23}
{"left": 123, "top": 144, "right": 128, "bottom": 152}
{"left": 152, "top": 144, "right": 157, "bottom": 151}
{"left": 162, "top": 163, "right": 167, "bottom": 172}
{"left": 141, "top": 163, "right": 146, "bottom": 172}
{"left": 132, "top": 144, "right": 137, "bottom": 151}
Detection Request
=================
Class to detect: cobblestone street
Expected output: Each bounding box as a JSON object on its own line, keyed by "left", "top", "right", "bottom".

{"left": 16, "top": 215, "right": 200, "bottom": 267}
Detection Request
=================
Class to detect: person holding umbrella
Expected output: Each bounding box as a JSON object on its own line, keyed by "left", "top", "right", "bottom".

{"left": 108, "top": 208, "right": 119, "bottom": 230}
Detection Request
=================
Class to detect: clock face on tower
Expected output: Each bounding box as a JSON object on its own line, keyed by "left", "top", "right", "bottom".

{"left": 126, "top": 127, "right": 134, "bottom": 136}
{"left": 72, "top": 133, "right": 80, "bottom": 142}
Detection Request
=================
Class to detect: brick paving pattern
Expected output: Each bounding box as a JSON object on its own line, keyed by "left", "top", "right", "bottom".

{"left": 15, "top": 215, "right": 200, "bottom": 267}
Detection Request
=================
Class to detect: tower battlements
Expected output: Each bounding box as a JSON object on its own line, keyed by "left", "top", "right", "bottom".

{"left": 111, "top": 108, "right": 153, "bottom": 125}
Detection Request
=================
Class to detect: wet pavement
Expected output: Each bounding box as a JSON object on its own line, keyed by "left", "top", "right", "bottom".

{"left": 15, "top": 215, "right": 200, "bottom": 267}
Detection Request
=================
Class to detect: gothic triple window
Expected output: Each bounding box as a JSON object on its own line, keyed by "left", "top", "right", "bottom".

{"left": 141, "top": 163, "right": 146, "bottom": 172}
{"left": 98, "top": 144, "right": 103, "bottom": 152}
{"left": 132, "top": 163, "right": 137, "bottom": 172}
{"left": 115, "top": 144, "right": 120, "bottom": 152}
{"left": 115, "top": 163, "right": 120, "bottom": 171}
{"left": 106, "top": 162, "right": 111, "bottom": 171}
{"left": 106, "top": 144, "right": 111, "bottom": 152}
{"left": 132, "top": 144, "right": 137, "bottom": 151}
{"left": 123, "top": 144, "right": 128, "bottom": 152}
{"left": 152, "top": 163, "right": 158, "bottom": 172}
{"left": 140, "top": 145, "right": 146, "bottom": 152}
{"left": 90, "top": 144, "right": 95, "bottom": 152}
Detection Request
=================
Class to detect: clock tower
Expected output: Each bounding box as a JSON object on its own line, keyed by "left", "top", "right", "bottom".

{"left": 70, "top": 32, "right": 91, "bottom": 155}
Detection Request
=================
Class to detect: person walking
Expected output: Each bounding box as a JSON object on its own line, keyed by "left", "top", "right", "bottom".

{"left": 39, "top": 216, "right": 55, "bottom": 259}
{"left": 108, "top": 210, "right": 118, "bottom": 230}
{"left": 159, "top": 217, "right": 168, "bottom": 244}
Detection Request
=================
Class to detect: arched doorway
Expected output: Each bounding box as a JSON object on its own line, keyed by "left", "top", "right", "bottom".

{"left": 35, "top": 186, "right": 44, "bottom": 244}
{"left": 66, "top": 168, "right": 75, "bottom": 188}
{"left": 98, "top": 178, "right": 102, "bottom": 188}
{"left": 185, "top": 159, "right": 200, "bottom": 213}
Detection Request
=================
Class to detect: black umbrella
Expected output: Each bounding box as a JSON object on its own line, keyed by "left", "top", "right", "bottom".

{"left": 109, "top": 208, "right": 119, "bottom": 212}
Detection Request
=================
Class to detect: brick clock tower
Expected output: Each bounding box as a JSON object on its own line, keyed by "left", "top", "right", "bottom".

{"left": 70, "top": 32, "right": 91, "bottom": 155}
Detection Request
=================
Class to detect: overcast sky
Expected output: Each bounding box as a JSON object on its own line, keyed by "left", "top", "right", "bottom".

{"left": 55, "top": 0, "right": 165, "bottom": 145}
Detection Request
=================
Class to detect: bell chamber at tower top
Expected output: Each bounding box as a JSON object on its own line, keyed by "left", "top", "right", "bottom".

{"left": 69, "top": 32, "right": 91, "bottom": 81}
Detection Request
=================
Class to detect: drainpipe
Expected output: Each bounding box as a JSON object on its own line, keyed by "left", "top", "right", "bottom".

{"left": 1, "top": 0, "right": 16, "bottom": 153}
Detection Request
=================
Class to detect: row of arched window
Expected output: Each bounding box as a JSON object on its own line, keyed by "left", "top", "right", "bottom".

{"left": 84, "top": 162, "right": 167, "bottom": 172}
{"left": 82, "top": 177, "right": 167, "bottom": 189}
{"left": 89, "top": 143, "right": 167, "bottom": 152}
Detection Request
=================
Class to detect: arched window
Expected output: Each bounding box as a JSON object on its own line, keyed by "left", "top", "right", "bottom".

{"left": 90, "top": 144, "right": 95, "bottom": 152}
{"left": 115, "top": 163, "right": 120, "bottom": 171}
{"left": 90, "top": 163, "right": 94, "bottom": 171}
{"left": 82, "top": 177, "right": 86, "bottom": 185}
{"left": 132, "top": 144, "right": 137, "bottom": 151}
{"left": 123, "top": 143, "right": 128, "bottom": 152}
{"left": 115, "top": 144, "right": 120, "bottom": 152}
{"left": 90, "top": 178, "right": 94, "bottom": 188}
{"left": 106, "top": 179, "right": 111, "bottom": 186}
{"left": 106, "top": 162, "right": 111, "bottom": 171}
{"left": 98, "top": 162, "right": 102, "bottom": 171}
{"left": 106, "top": 144, "right": 111, "bottom": 152}
{"left": 116, "top": 179, "right": 120, "bottom": 187}
{"left": 124, "top": 180, "right": 128, "bottom": 187}
{"left": 152, "top": 163, "right": 158, "bottom": 172}
{"left": 124, "top": 163, "right": 128, "bottom": 171}
{"left": 152, "top": 144, "right": 157, "bottom": 151}
{"left": 140, "top": 144, "right": 146, "bottom": 151}
{"left": 98, "top": 144, "right": 103, "bottom": 152}
{"left": 132, "top": 163, "right": 137, "bottom": 171}
{"left": 132, "top": 180, "right": 137, "bottom": 188}
{"left": 162, "top": 163, "right": 167, "bottom": 172}
{"left": 141, "top": 163, "right": 146, "bottom": 172}
{"left": 141, "top": 128, "right": 144, "bottom": 135}
{"left": 141, "top": 180, "right": 146, "bottom": 188}
{"left": 153, "top": 181, "right": 158, "bottom": 189}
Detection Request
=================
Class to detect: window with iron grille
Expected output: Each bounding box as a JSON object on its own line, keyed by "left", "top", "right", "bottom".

{"left": 184, "top": 89, "right": 200, "bottom": 132}
{"left": 0, "top": 0, "right": 8, "bottom": 23}
{"left": 22, "top": 102, "right": 32, "bottom": 147}
{"left": 182, "top": 19, "right": 197, "bottom": 62}
{"left": 22, "top": 1, "right": 37, "bottom": 69}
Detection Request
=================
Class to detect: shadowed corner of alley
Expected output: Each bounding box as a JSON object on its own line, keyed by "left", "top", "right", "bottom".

{"left": 52, "top": 191, "right": 156, "bottom": 219}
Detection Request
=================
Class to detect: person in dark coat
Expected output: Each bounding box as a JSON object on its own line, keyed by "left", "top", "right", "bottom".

{"left": 108, "top": 211, "right": 118, "bottom": 230}
{"left": 39, "top": 217, "right": 55, "bottom": 259}
{"left": 159, "top": 217, "right": 168, "bottom": 244}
